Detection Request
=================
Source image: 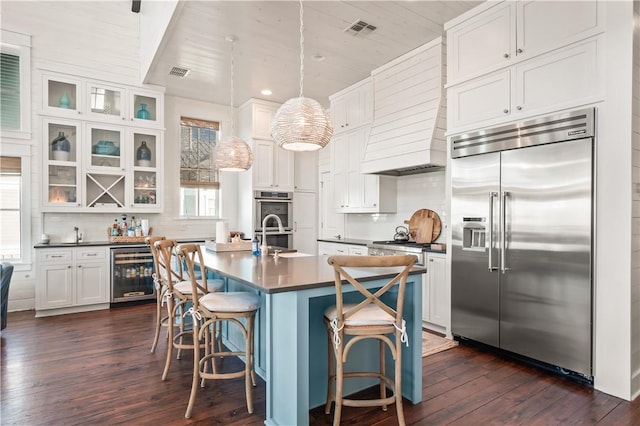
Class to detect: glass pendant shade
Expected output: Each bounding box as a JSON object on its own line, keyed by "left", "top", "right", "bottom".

{"left": 213, "top": 136, "right": 253, "bottom": 171}
{"left": 271, "top": 97, "right": 333, "bottom": 151}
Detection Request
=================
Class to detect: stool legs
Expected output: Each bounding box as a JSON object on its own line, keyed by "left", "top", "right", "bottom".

{"left": 150, "top": 286, "right": 165, "bottom": 353}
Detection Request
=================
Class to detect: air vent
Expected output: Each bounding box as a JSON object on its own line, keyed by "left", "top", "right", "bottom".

{"left": 344, "top": 20, "right": 377, "bottom": 37}
{"left": 169, "top": 66, "right": 190, "bottom": 78}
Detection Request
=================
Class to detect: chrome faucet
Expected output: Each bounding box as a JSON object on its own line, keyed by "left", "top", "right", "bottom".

{"left": 73, "top": 226, "right": 82, "bottom": 244}
{"left": 261, "top": 214, "right": 284, "bottom": 256}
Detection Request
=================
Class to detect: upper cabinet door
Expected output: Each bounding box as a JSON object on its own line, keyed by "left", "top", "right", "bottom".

{"left": 130, "top": 89, "right": 164, "bottom": 128}
{"left": 85, "top": 81, "right": 126, "bottom": 123}
{"left": 447, "top": 2, "right": 515, "bottom": 84}
{"left": 516, "top": 0, "right": 603, "bottom": 60}
{"left": 42, "top": 73, "right": 84, "bottom": 118}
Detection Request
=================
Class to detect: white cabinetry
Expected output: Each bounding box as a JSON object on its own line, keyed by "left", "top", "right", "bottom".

{"left": 447, "top": 0, "right": 604, "bottom": 85}
{"left": 293, "top": 192, "right": 317, "bottom": 255}
{"left": 330, "top": 78, "right": 373, "bottom": 134}
{"left": 294, "top": 151, "right": 318, "bottom": 192}
{"left": 448, "top": 35, "right": 603, "bottom": 131}
{"left": 238, "top": 99, "right": 294, "bottom": 191}
{"left": 40, "top": 71, "right": 164, "bottom": 213}
{"left": 251, "top": 139, "right": 294, "bottom": 191}
{"left": 422, "top": 253, "right": 448, "bottom": 335}
{"left": 317, "top": 241, "right": 367, "bottom": 256}
{"left": 42, "top": 72, "right": 164, "bottom": 128}
{"left": 331, "top": 126, "right": 396, "bottom": 213}
{"left": 36, "top": 247, "right": 110, "bottom": 316}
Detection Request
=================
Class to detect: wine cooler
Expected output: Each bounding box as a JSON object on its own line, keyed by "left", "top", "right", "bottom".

{"left": 111, "top": 246, "right": 156, "bottom": 303}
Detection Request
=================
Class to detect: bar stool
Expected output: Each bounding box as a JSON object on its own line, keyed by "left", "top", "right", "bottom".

{"left": 323, "top": 254, "right": 417, "bottom": 426}
{"left": 177, "top": 243, "right": 259, "bottom": 419}
{"left": 155, "top": 239, "right": 209, "bottom": 381}
{"left": 146, "top": 235, "right": 167, "bottom": 353}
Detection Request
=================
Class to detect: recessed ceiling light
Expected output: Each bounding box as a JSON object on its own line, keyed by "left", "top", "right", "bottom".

{"left": 261, "top": 89, "right": 272, "bottom": 96}
{"left": 312, "top": 54, "right": 326, "bottom": 62}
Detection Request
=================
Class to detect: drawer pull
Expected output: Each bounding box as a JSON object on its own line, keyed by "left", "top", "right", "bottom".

{"left": 85, "top": 253, "right": 98, "bottom": 257}
{"left": 51, "top": 255, "right": 63, "bottom": 258}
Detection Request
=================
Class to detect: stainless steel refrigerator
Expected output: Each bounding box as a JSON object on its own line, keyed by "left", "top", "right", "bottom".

{"left": 450, "top": 108, "right": 594, "bottom": 378}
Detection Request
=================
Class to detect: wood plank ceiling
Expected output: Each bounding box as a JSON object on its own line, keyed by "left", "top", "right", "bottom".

{"left": 144, "top": 1, "right": 481, "bottom": 108}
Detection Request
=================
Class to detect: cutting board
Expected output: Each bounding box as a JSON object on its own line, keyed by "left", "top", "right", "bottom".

{"left": 404, "top": 209, "right": 442, "bottom": 243}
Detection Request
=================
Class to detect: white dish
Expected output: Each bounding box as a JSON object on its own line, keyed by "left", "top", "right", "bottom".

{"left": 275, "top": 252, "right": 313, "bottom": 258}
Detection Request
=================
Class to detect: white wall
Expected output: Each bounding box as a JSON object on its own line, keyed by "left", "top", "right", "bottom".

{"left": 1, "top": 1, "right": 241, "bottom": 311}
{"left": 593, "top": 0, "right": 636, "bottom": 399}
{"left": 631, "top": 0, "right": 640, "bottom": 399}
{"left": 345, "top": 171, "right": 447, "bottom": 242}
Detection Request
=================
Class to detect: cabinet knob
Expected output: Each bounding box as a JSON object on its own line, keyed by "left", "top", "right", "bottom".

{"left": 503, "top": 109, "right": 509, "bottom": 114}
{"left": 517, "top": 48, "right": 523, "bottom": 54}
{"left": 77, "top": 111, "right": 81, "bottom": 115}
{"left": 67, "top": 265, "right": 72, "bottom": 269}
{"left": 516, "top": 106, "right": 522, "bottom": 111}
{"left": 430, "top": 259, "right": 434, "bottom": 262}
{"left": 77, "top": 265, "right": 82, "bottom": 268}
{"left": 345, "top": 123, "right": 349, "bottom": 127}
{"left": 504, "top": 53, "right": 510, "bottom": 59}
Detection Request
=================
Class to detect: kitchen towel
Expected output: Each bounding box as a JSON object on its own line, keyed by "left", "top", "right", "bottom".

{"left": 216, "top": 221, "right": 229, "bottom": 244}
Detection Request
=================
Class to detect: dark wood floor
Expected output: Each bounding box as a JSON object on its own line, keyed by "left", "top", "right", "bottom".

{"left": 1, "top": 304, "right": 638, "bottom": 425}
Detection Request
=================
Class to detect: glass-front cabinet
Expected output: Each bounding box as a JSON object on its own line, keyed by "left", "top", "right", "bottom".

{"left": 43, "top": 118, "right": 82, "bottom": 208}
{"left": 39, "top": 70, "right": 164, "bottom": 213}
{"left": 42, "top": 73, "right": 83, "bottom": 118}
{"left": 131, "top": 129, "right": 160, "bottom": 209}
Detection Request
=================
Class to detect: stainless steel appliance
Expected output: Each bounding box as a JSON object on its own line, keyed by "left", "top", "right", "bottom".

{"left": 450, "top": 108, "right": 594, "bottom": 378}
{"left": 111, "top": 246, "right": 156, "bottom": 303}
{"left": 254, "top": 190, "right": 293, "bottom": 248}
{"left": 368, "top": 241, "right": 428, "bottom": 266}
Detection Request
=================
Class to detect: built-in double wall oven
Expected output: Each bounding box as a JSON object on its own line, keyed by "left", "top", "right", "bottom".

{"left": 254, "top": 190, "right": 293, "bottom": 249}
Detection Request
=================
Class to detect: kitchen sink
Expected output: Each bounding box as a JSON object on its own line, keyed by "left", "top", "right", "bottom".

{"left": 265, "top": 246, "right": 296, "bottom": 255}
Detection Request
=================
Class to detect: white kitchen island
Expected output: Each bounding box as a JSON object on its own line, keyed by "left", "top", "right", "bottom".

{"left": 198, "top": 249, "right": 424, "bottom": 426}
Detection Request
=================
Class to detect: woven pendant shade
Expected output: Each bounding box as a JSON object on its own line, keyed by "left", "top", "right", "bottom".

{"left": 271, "top": 0, "right": 333, "bottom": 152}
{"left": 213, "top": 136, "right": 253, "bottom": 171}
{"left": 271, "top": 97, "right": 333, "bottom": 151}
{"left": 212, "top": 35, "right": 253, "bottom": 172}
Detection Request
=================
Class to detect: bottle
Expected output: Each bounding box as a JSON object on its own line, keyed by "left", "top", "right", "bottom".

{"left": 136, "top": 141, "right": 152, "bottom": 167}
{"left": 136, "top": 103, "right": 150, "bottom": 120}
{"left": 252, "top": 236, "right": 260, "bottom": 256}
{"left": 59, "top": 92, "right": 71, "bottom": 109}
{"left": 112, "top": 219, "right": 119, "bottom": 236}
{"left": 51, "top": 131, "right": 71, "bottom": 161}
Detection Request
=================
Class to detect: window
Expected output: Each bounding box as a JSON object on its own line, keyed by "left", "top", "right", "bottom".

{"left": 179, "top": 117, "right": 220, "bottom": 217}
{"left": 0, "top": 30, "right": 31, "bottom": 139}
{"left": 0, "top": 151, "right": 30, "bottom": 267}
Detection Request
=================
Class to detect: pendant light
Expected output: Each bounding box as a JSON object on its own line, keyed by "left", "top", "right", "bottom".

{"left": 271, "top": 0, "right": 333, "bottom": 151}
{"left": 213, "top": 35, "right": 253, "bottom": 171}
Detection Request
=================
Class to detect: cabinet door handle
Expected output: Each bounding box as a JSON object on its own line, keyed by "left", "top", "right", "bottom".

{"left": 516, "top": 106, "right": 522, "bottom": 111}
{"left": 503, "top": 109, "right": 509, "bottom": 114}
{"left": 517, "top": 48, "right": 523, "bottom": 54}
{"left": 503, "top": 53, "right": 510, "bottom": 58}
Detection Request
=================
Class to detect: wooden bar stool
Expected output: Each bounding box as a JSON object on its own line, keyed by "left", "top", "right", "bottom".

{"left": 146, "top": 235, "right": 167, "bottom": 354}
{"left": 177, "top": 243, "right": 259, "bottom": 419}
{"left": 155, "top": 239, "right": 208, "bottom": 381}
{"left": 324, "top": 254, "right": 417, "bottom": 426}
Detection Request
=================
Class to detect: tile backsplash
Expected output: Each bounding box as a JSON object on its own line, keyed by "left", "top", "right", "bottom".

{"left": 345, "top": 170, "right": 447, "bottom": 242}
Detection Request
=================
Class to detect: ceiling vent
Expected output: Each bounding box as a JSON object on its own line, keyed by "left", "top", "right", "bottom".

{"left": 344, "top": 20, "right": 377, "bottom": 37}
{"left": 169, "top": 66, "right": 190, "bottom": 78}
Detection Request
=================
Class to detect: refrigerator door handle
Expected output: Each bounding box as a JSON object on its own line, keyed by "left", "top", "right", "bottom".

{"left": 501, "top": 191, "right": 510, "bottom": 274}
{"left": 488, "top": 191, "right": 498, "bottom": 271}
